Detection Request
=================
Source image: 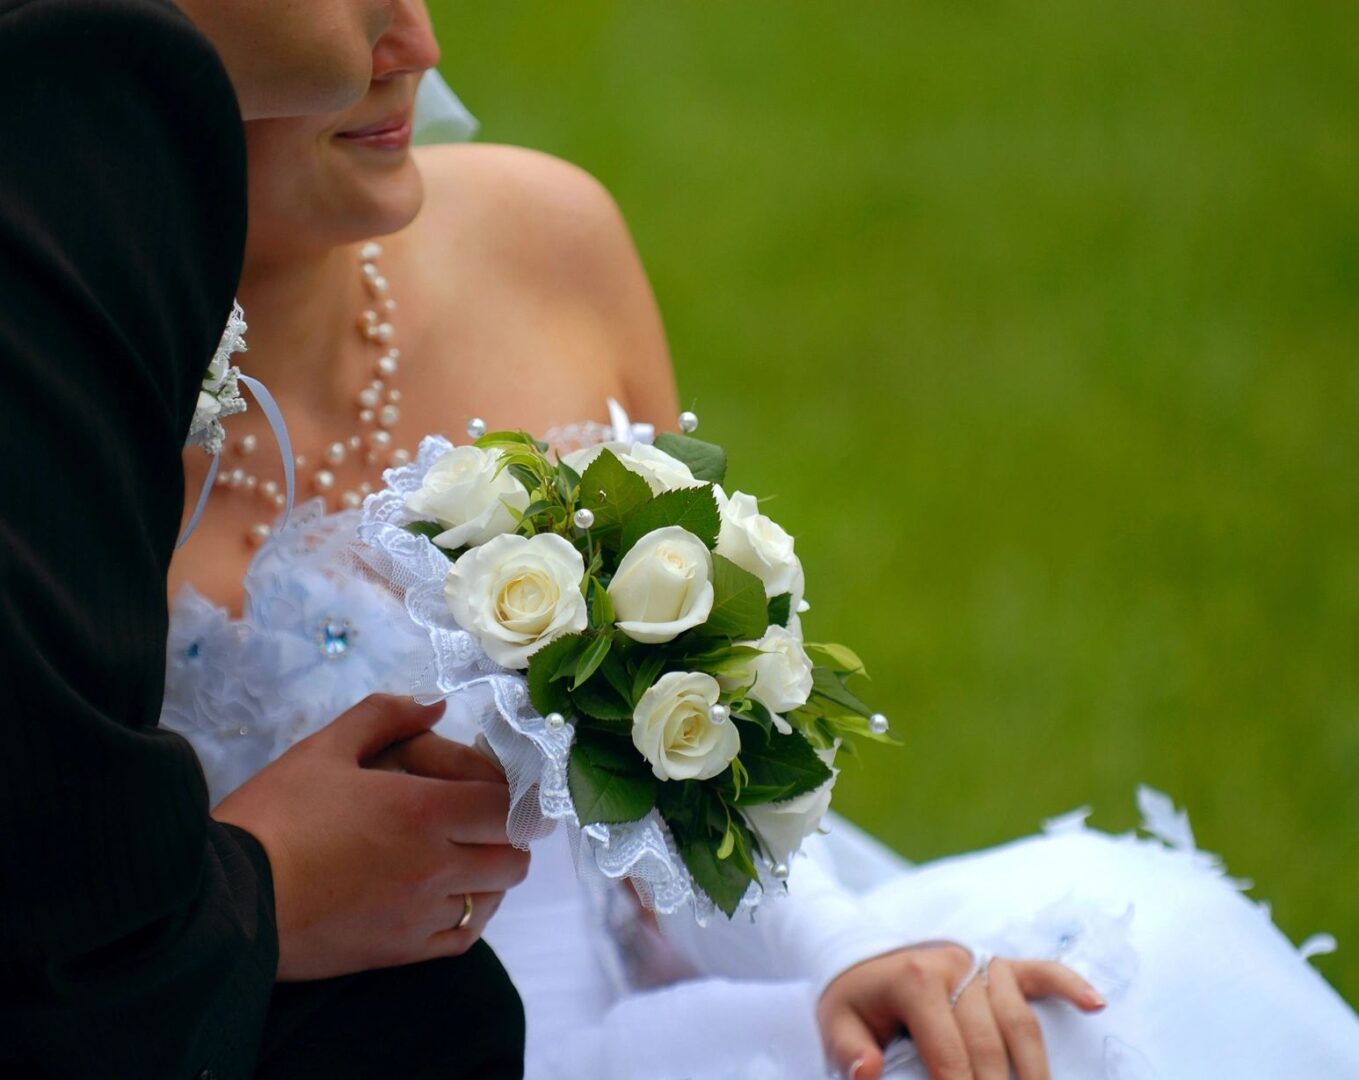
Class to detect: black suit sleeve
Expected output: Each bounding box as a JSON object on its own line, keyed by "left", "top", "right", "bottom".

{"left": 0, "top": 2, "right": 278, "bottom": 1076}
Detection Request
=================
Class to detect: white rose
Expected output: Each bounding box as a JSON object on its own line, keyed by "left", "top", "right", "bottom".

{"left": 714, "top": 487, "right": 803, "bottom": 600}
{"left": 632, "top": 671, "right": 740, "bottom": 782}
{"left": 563, "top": 441, "right": 701, "bottom": 495}
{"left": 608, "top": 526, "right": 714, "bottom": 644}
{"left": 741, "top": 746, "right": 838, "bottom": 866}
{"left": 717, "top": 625, "right": 813, "bottom": 728}
{"left": 445, "top": 532, "right": 588, "bottom": 669}
{"left": 406, "top": 445, "right": 529, "bottom": 550}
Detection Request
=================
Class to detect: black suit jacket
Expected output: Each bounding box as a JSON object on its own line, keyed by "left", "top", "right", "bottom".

{"left": 0, "top": 2, "right": 278, "bottom": 1075}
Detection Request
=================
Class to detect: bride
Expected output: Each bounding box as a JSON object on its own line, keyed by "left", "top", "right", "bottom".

{"left": 166, "top": 4, "right": 1359, "bottom": 1077}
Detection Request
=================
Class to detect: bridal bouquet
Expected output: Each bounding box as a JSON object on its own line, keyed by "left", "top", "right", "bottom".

{"left": 358, "top": 418, "right": 895, "bottom": 918}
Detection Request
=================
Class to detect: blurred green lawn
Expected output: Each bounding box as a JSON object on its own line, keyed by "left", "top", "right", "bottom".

{"left": 429, "top": 1, "right": 1359, "bottom": 1003}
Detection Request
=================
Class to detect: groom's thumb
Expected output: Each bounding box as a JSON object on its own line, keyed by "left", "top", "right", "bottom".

{"left": 323, "top": 694, "right": 446, "bottom": 763}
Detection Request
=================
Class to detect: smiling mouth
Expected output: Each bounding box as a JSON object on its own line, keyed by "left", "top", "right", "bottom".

{"left": 336, "top": 112, "right": 414, "bottom": 150}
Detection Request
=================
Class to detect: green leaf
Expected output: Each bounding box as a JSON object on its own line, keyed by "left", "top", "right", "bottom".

{"left": 822, "top": 711, "right": 906, "bottom": 746}
{"left": 571, "top": 633, "right": 613, "bottom": 690}
{"left": 653, "top": 433, "right": 728, "bottom": 486}
{"left": 475, "top": 430, "right": 541, "bottom": 450}
{"left": 508, "top": 462, "right": 542, "bottom": 493}
{"left": 695, "top": 555, "right": 769, "bottom": 641}
{"left": 527, "top": 633, "right": 587, "bottom": 716}
{"left": 731, "top": 697, "right": 775, "bottom": 736}
{"left": 731, "top": 721, "right": 833, "bottom": 806}
{"left": 567, "top": 731, "right": 658, "bottom": 825}
{"left": 598, "top": 649, "right": 635, "bottom": 704}
{"left": 767, "top": 593, "right": 792, "bottom": 628}
{"left": 578, "top": 449, "right": 653, "bottom": 533}
{"left": 403, "top": 520, "right": 443, "bottom": 540}
{"left": 630, "top": 652, "right": 668, "bottom": 704}
{"left": 803, "top": 642, "right": 868, "bottom": 678}
{"left": 617, "top": 485, "right": 721, "bottom": 558}
{"left": 571, "top": 677, "right": 635, "bottom": 722}
{"left": 716, "top": 825, "right": 736, "bottom": 860}
{"left": 809, "top": 667, "right": 874, "bottom": 718}
{"left": 588, "top": 577, "right": 615, "bottom": 629}
{"left": 669, "top": 813, "right": 757, "bottom": 917}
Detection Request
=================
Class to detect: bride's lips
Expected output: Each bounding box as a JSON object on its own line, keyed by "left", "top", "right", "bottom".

{"left": 335, "top": 111, "right": 413, "bottom": 152}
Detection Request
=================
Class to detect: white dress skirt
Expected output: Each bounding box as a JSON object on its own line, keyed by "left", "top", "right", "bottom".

{"left": 162, "top": 495, "right": 1359, "bottom": 1080}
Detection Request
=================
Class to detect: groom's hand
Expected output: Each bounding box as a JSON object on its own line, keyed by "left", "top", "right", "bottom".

{"left": 213, "top": 694, "right": 530, "bottom": 982}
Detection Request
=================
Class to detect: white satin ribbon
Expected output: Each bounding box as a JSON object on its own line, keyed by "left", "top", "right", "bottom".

{"left": 176, "top": 375, "right": 296, "bottom": 549}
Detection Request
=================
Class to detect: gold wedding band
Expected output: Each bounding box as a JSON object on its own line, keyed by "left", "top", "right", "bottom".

{"left": 454, "top": 893, "right": 474, "bottom": 931}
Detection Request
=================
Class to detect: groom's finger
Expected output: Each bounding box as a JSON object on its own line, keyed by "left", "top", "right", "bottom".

{"left": 320, "top": 694, "right": 446, "bottom": 761}
{"left": 369, "top": 732, "right": 505, "bottom": 783}
{"left": 408, "top": 777, "right": 514, "bottom": 845}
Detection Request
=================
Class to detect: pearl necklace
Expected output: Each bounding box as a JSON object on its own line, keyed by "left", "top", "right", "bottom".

{"left": 217, "top": 241, "right": 414, "bottom": 546}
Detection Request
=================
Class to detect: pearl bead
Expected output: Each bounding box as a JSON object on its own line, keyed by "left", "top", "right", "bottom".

{"left": 545, "top": 712, "right": 566, "bottom": 730}
{"left": 367, "top": 275, "right": 389, "bottom": 296}
{"left": 227, "top": 467, "right": 246, "bottom": 489}
{"left": 679, "top": 411, "right": 699, "bottom": 433}
{"left": 260, "top": 480, "right": 279, "bottom": 499}
{"left": 358, "top": 408, "right": 375, "bottom": 424}
{"left": 215, "top": 471, "right": 231, "bottom": 487}
{"left": 709, "top": 703, "right": 730, "bottom": 725}
{"left": 377, "top": 354, "right": 399, "bottom": 376}
{"left": 357, "top": 387, "right": 381, "bottom": 409}
{"left": 294, "top": 454, "right": 307, "bottom": 468}
{"left": 313, "top": 469, "right": 336, "bottom": 493}
{"left": 366, "top": 451, "right": 379, "bottom": 466}
{"left": 340, "top": 491, "right": 362, "bottom": 509}
{"left": 247, "top": 523, "right": 272, "bottom": 546}
{"left": 325, "top": 442, "right": 347, "bottom": 466}
{"left": 370, "top": 322, "right": 395, "bottom": 345}
{"left": 573, "top": 508, "right": 596, "bottom": 530}
{"left": 390, "top": 448, "right": 412, "bottom": 467}
{"left": 361, "top": 309, "right": 379, "bottom": 326}
{"left": 273, "top": 493, "right": 286, "bottom": 508}
{"left": 467, "top": 417, "right": 487, "bottom": 439}
{"left": 361, "top": 261, "right": 380, "bottom": 281}
{"left": 368, "top": 430, "right": 392, "bottom": 450}
{"left": 382, "top": 299, "right": 397, "bottom": 313}
{"left": 387, "top": 389, "right": 402, "bottom": 403}
{"left": 772, "top": 862, "right": 790, "bottom": 880}
{"left": 360, "top": 241, "right": 383, "bottom": 261}
{"left": 238, "top": 433, "right": 258, "bottom": 455}
{"left": 243, "top": 475, "right": 257, "bottom": 491}
{"left": 379, "top": 404, "right": 400, "bottom": 428}
{"left": 868, "top": 713, "right": 890, "bottom": 735}
{"left": 359, "top": 482, "right": 373, "bottom": 495}
{"left": 349, "top": 435, "right": 363, "bottom": 451}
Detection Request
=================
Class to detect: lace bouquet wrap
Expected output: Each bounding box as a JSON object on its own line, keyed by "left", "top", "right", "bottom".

{"left": 358, "top": 425, "right": 896, "bottom": 920}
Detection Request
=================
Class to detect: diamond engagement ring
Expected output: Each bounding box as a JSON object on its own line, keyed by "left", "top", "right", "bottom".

{"left": 949, "top": 949, "right": 993, "bottom": 1007}
{"left": 454, "top": 893, "right": 474, "bottom": 931}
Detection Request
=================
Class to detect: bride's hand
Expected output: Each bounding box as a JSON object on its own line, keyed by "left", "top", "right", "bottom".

{"left": 817, "top": 943, "right": 1105, "bottom": 1080}
{"left": 213, "top": 694, "right": 530, "bottom": 982}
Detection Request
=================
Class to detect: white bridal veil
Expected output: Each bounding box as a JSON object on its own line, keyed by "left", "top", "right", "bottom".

{"left": 413, "top": 70, "right": 479, "bottom": 145}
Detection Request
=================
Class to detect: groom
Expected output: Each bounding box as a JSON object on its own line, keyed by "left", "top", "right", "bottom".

{"left": 0, "top": 1, "right": 525, "bottom": 1076}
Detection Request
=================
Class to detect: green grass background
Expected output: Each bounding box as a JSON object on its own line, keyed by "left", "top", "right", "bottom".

{"left": 428, "top": 1, "right": 1359, "bottom": 1004}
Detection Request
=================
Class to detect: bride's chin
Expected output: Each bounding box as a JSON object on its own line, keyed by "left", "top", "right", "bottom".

{"left": 329, "top": 169, "right": 426, "bottom": 246}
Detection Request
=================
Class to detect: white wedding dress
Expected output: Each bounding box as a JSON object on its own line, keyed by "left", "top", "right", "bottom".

{"left": 163, "top": 415, "right": 1359, "bottom": 1080}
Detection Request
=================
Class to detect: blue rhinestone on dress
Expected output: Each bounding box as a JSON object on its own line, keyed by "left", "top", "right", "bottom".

{"left": 186, "top": 641, "right": 202, "bottom": 659}
{"left": 316, "top": 616, "right": 359, "bottom": 659}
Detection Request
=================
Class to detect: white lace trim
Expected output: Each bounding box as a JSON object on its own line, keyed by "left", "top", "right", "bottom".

{"left": 186, "top": 301, "right": 248, "bottom": 455}
{"left": 355, "top": 433, "right": 768, "bottom": 922}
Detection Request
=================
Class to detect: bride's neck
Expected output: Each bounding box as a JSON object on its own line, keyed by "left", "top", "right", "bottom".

{"left": 235, "top": 245, "right": 366, "bottom": 408}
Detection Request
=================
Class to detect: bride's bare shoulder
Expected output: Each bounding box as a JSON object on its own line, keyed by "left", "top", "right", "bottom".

{"left": 408, "top": 143, "right": 678, "bottom": 421}
{"left": 412, "top": 143, "right": 632, "bottom": 282}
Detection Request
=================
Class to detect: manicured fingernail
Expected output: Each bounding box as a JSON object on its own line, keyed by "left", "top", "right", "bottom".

{"left": 848, "top": 1058, "right": 866, "bottom": 1080}
{"left": 1086, "top": 990, "right": 1107, "bottom": 1010}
